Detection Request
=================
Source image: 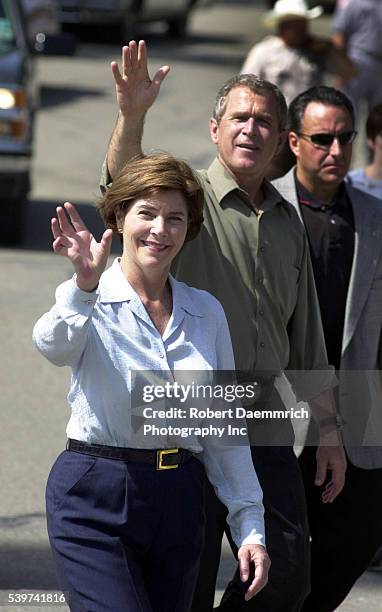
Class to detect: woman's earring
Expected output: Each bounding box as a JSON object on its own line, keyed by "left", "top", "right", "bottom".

{"left": 118, "top": 227, "right": 123, "bottom": 234}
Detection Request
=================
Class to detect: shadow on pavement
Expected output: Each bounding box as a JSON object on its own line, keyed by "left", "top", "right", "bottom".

{"left": 40, "top": 85, "right": 107, "bottom": 111}
{"left": 73, "top": 25, "right": 246, "bottom": 69}
{"left": 0, "top": 514, "right": 45, "bottom": 529}
{"left": 141, "top": 35, "right": 245, "bottom": 69}
{"left": 0, "top": 546, "right": 58, "bottom": 590}
{"left": 0, "top": 514, "right": 58, "bottom": 590}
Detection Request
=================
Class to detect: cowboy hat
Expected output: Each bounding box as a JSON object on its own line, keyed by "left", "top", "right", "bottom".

{"left": 264, "top": 0, "right": 323, "bottom": 27}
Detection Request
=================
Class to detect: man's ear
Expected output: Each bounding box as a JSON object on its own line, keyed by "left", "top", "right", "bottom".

{"left": 209, "top": 117, "right": 219, "bottom": 144}
{"left": 288, "top": 131, "right": 300, "bottom": 157}
{"left": 367, "top": 137, "right": 375, "bottom": 154}
{"left": 275, "top": 129, "right": 288, "bottom": 156}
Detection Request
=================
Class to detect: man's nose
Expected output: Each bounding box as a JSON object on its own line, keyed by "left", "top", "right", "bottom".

{"left": 329, "top": 137, "right": 343, "bottom": 156}
{"left": 243, "top": 117, "right": 256, "bottom": 134}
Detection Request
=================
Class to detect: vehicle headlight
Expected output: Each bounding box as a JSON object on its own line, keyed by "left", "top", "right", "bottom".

{"left": 0, "top": 88, "right": 16, "bottom": 110}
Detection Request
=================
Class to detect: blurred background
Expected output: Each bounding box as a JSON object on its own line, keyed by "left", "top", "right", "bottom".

{"left": 0, "top": 1, "right": 378, "bottom": 610}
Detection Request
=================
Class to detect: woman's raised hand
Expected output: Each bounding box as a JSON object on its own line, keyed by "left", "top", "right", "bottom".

{"left": 52, "top": 202, "right": 113, "bottom": 292}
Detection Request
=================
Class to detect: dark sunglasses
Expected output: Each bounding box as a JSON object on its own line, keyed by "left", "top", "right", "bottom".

{"left": 298, "top": 130, "right": 357, "bottom": 148}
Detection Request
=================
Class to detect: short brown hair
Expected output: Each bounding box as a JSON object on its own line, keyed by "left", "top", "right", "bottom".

{"left": 97, "top": 153, "right": 204, "bottom": 243}
{"left": 212, "top": 74, "right": 287, "bottom": 130}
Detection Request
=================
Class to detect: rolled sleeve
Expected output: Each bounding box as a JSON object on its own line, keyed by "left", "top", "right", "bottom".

{"left": 32, "top": 278, "right": 98, "bottom": 367}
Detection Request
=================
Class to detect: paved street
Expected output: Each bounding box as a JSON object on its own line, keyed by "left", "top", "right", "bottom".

{"left": 0, "top": 0, "right": 379, "bottom": 609}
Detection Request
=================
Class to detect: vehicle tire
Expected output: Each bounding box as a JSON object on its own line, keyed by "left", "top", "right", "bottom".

{"left": 167, "top": 12, "right": 189, "bottom": 38}
{"left": 0, "top": 195, "right": 27, "bottom": 244}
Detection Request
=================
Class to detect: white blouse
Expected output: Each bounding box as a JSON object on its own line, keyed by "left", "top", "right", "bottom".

{"left": 33, "top": 258, "right": 265, "bottom": 547}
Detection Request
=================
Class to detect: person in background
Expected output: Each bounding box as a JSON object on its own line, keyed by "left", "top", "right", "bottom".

{"left": 273, "top": 85, "right": 382, "bottom": 612}
{"left": 101, "top": 41, "right": 346, "bottom": 612}
{"left": 242, "top": 0, "right": 355, "bottom": 179}
{"left": 332, "top": 0, "right": 382, "bottom": 121}
{"left": 242, "top": 0, "right": 354, "bottom": 106}
{"left": 33, "top": 153, "right": 270, "bottom": 612}
{"left": 346, "top": 102, "right": 382, "bottom": 199}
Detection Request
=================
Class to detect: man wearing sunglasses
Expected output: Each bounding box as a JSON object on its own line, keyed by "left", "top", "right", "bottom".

{"left": 273, "top": 85, "right": 382, "bottom": 612}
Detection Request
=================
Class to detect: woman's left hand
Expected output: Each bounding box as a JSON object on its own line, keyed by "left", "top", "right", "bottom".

{"left": 238, "top": 543, "right": 270, "bottom": 601}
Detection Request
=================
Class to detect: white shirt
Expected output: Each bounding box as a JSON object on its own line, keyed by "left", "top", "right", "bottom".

{"left": 33, "top": 258, "right": 265, "bottom": 547}
{"left": 242, "top": 36, "right": 325, "bottom": 105}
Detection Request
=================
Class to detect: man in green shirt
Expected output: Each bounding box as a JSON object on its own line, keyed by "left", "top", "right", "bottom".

{"left": 101, "top": 41, "right": 346, "bottom": 612}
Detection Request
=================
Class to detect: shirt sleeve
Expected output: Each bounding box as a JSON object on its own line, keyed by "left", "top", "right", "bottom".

{"left": 198, "top": 303, "right": 265, "bottom": 547}
{"left": 32, "top": 277, "right": 98, "bottom": 367}
{"left": 285, "top": 233, "right": 336, "bottom": 401}
{"left": 200, "top": 441, "right": 265, "bottom": 547}
{"left": 332, "top": 2, "right": 355, "bottom": 36}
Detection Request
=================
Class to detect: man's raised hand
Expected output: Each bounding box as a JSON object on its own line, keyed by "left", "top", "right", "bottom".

{"left": 51, "top": 202, "right": 113, "bottom": 292}
{"left": 111, "top": 41, "right": 170, "bottom": 118}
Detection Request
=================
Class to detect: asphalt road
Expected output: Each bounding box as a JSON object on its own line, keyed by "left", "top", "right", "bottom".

{"left": 0, "top": 0, "right": 379, "bottom": 610}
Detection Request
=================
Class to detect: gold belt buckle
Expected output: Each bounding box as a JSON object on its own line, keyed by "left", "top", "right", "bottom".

{"left": 157, "top": 448, "right": 179, "bottom": 470}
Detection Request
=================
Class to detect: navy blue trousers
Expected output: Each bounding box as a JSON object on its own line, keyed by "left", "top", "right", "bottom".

{"left": 46, "top": 450, "right": 205, "bottom": 612}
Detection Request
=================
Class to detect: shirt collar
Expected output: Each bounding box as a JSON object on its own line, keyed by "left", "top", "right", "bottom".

{"left": 296, "top": 173, "right": 348, "bottom": 210}
{"left": 207, "top": 157, "right": 244, "bottom": 203}
{"left": 98, "top": 258, "right": 205, "bottom": 317}
{"left": 207, "top": 156, "right": 287, "bottom": 211}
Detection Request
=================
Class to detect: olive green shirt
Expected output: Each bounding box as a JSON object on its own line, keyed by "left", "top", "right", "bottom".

{"left": 101, "top": 156, "right": 333, "bottom": 400}
{"left": 172, "top": 158, "right": 333, "bottom": 400}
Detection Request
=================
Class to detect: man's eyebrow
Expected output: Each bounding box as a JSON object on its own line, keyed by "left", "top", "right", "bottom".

{"left": 229, "top": 111, "right": 273, "bottom": 121}
{"left": 253, "top": 112, "right": 273, "bottom": 121}
{"left": 230, "top": 110, "right": 251, "bottom": 117}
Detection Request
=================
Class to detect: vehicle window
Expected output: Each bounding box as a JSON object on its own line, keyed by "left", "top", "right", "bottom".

{"left": 0, "top": 0, "right": 16, "bottom": 53}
